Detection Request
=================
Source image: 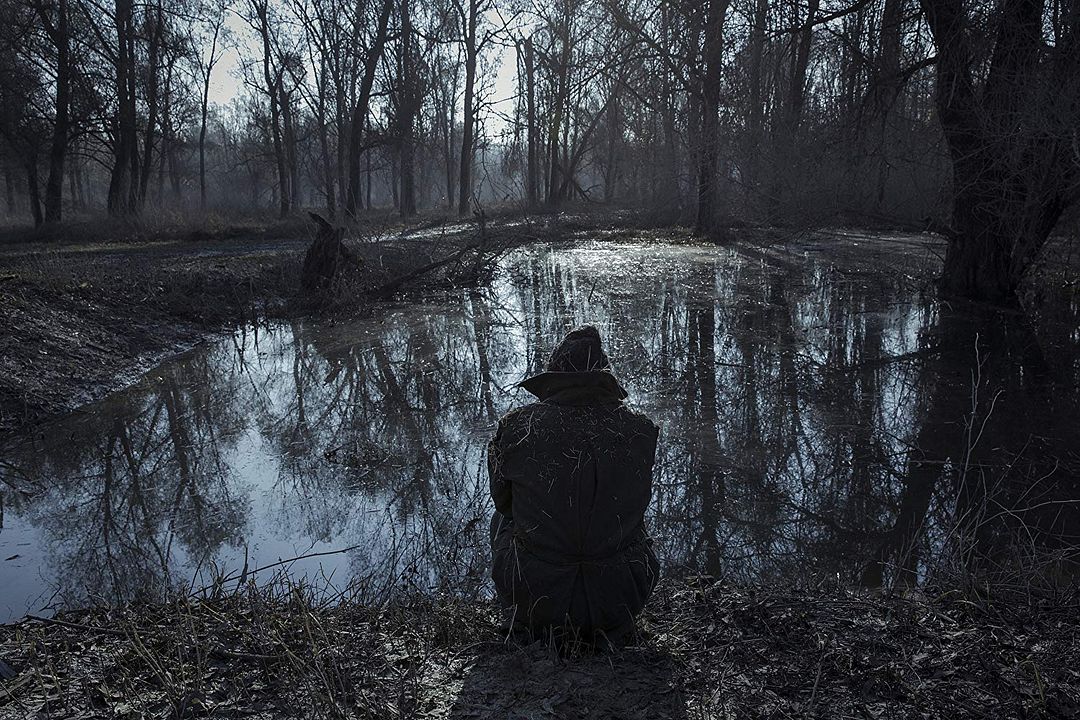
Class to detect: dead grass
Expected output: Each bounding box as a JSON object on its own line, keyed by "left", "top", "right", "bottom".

{"left": 0, "top": 211, "right": 320, "bottom": 248}
{"left": 0, "top": 575, "right": 1076, "bottom": 719}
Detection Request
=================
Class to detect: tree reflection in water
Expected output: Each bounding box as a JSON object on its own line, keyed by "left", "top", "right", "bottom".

{"left": 2, "top": 348, "right": 249, "bottom": 613}
{"left": 0, "top": 239, "right": 1077, "bottom": 619}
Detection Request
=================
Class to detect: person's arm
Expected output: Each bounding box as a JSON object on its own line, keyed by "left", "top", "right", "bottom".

{"left": 644, "top": 420, "right": 660, "bottom": 498}
{"left": 487, "top": 419, "right": 513, "bottom": 517}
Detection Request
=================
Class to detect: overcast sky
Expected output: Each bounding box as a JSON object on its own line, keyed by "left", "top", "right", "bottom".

{"left": 207, "top": 9, "right": 520, "bottom": 135}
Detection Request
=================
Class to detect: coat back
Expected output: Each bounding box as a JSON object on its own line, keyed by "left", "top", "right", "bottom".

{"left": 489, "top": 371, "right": 660, "bottom": 638}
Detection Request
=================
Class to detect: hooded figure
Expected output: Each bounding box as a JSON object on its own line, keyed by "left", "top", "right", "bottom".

{"left": 488, "top": 326, "right": 660, "bottom": 645}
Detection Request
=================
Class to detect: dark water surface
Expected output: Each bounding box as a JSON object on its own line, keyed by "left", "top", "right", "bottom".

{"left": 2, "top": 236, "right": 1079, "bottom": 622}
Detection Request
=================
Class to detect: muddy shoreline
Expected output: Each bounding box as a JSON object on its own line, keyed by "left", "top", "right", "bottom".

{"left": 2, "top": 215, "right": 1071, "bottom": 440}
{"left": 2, "top": 215, "right": 1072, "bottom": 441}
{"left": 0, "top": 210, "right": 745, "bottom": 438}
{"left": 0, "top": 213, "right": 563, "bottom": 437}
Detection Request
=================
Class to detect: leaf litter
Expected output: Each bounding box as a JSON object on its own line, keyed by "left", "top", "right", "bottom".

{"left": 0, "top": 577, "right": 1077, "bottom": 718}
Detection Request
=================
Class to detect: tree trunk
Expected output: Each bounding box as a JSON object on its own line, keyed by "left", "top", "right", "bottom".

{"left": 157, "top": 136, "right": 166, "bottom": 203}
{"left": 442, "top": 94, "right": 455, "bottom": 209}
{"left": 603, "top": 94, "right": 618, "bottom": 203}
{"left": 658, "top": 5, "right": 682, "bottom": 210}
{"left": 346, "top": 0, "right": 393, "bottom": 217}
{"left": 335, "top": 88, "right": 347, "bottom": 214}
{"left": 318, "top": 103, "right": 335, "bottom": 216}
{"left": 457, "top": 0, "right": 478, "bottom": 215}
{"left": 27, "top": 160, "right": 43, "bottom": 227}
{"left": 767, "top": 0, "right": 817, "bottom": 218}
{"left": 787, "top": 0, "right": 818, "bottom": 130}
{"left": 940, "top": 162, "right": 1064, "bottom": 302}
{"left": 42, "top": 0, "right": 70, "bottom": 223}
{"left": 107, "top": 0, "right": 138, "bottom": 217}
{"left": 199, "top": 22, "right": 221, "bottom": 211}
{"left": 745, "top": 0, "right": 768, "bottom": 204}
{"left": 5, "top": 162, "right": 16, "bottom": 215}
{"left": 71, "top": 142, "right": 85, "bottom": 208}
{"left": 390, "top": 151, "right": 400, "bottom": 209}
{"left": 168, "top": 143, "right": 181, "bottom": 198}
{"left": 920, "top": 0, "right": 1077, "bottom": 303}
{"left": 198, "top": 114, "right": 208, "bottom": 209}
{"left": 695, "top": 0, "right": 729, "bottom": 234}
{"left": 68, "top": 149, "right": 78, "bottom": 209}
{"left": 138, "top": 4, "right": 163, "bottom": 209}
{"left": 270, "top": 79, "right": 288, "bottom": 218}
{"left": 126, "top": 13, "right": 139, "bottom": 211}
{"left": 162, "top": 58, "right": 176, "bottom": 206}
{"left": 437, "top": 52, "right": 457, "bottom": 210}
{"left": 365, "top": 145, "right": 372, "bottom": 209}
{"left": 877, "top": 0, "right": 904, "bottom": 103}
{"left": 255, "top": 2, "right": 288, "bottom": 217}
{"left": 399, "top": 0, "right": 416, "bottom": 218}
{"left": 282, "top": 85, "right": 300, "bottom": 208}
{"left": 524, "top": 38, "right": 538, "bottom": 207}
{"left": 546, "top": 12, "right": 571, "bottom": 207}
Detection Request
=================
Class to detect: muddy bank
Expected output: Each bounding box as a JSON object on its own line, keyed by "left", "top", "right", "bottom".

{"left": 0, "top": 213, "right": 548, "bottom": 435}
{"left": 0, "top": 579, "right": 1076, "bottom": 718}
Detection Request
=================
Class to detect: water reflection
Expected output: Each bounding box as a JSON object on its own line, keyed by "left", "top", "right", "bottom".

{"left": 0, "top": 351, "right": 249, "bottom": 614}
{"left": 0, "top": 238, "right": 1078, "bottom": 621}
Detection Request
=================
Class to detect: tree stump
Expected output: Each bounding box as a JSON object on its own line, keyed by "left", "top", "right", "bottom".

{"left": 301, "top": 213, "right": 360, "bottom": 293}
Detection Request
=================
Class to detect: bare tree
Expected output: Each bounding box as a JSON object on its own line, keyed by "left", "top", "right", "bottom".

{"left": 106, "top": 0, "right": 139, "bottom": 217}
{"left": 196, "top": 0, "right": 228, "bottom": 210}
{"left": 696, "top": 0, "right": 730, "bottom": 234}
{"left": 399, "top": 0, "right": 417, "bottom": 217}
{"left": 28, "top": 0, "right": 71, "bottom": 222}
{"left": 345, "top": 0, "right": 393, "bottom": 217}
{"left": 919, "top": 0, "right": 1080, "bottom": 303}
{"left": 455, "top": 0, "right": 485, "bottom": 215}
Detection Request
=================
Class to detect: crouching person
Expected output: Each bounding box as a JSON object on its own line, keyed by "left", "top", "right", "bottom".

{"left": 489, "top": 326, "right": 660, "bottom": 647}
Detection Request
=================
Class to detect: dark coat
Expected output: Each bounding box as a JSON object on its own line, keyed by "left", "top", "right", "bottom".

{"left": 488, "top": 369, "right": 660, "bottom": 641}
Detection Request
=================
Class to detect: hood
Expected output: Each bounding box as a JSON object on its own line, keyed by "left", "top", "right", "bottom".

{"left": 547, "top": 326, "right": 610, "bottom": 372}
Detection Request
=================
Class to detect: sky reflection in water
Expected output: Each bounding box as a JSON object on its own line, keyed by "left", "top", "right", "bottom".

{"left": 1, "top": 237, "right": 1078, "bottom": 622}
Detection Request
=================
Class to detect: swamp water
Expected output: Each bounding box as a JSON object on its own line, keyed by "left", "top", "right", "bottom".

{"left": 1, "top": 236, "right": 1079, "bottom": 622}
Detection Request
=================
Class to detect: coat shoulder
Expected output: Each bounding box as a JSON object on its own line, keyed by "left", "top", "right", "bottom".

{"left": 498, "top": 401, "right": 657, "bottom": 440}
{"left": 497, "top": 402, "right": 543, "bottom": 426}
{"left": 493, "top": 402, "right": 546, "bottom": 441}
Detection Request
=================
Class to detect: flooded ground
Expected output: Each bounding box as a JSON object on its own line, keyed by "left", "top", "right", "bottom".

{"left": 1, "top": 233, "right": 1078, "bottom": 622}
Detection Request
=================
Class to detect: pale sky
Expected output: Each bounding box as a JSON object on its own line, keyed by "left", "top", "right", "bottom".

{"left": 207, "top": 9, "right": 519, "bottom": 136}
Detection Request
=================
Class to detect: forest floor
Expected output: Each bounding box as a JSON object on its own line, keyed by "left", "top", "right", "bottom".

{"left": 0, "top": 209, "right": 598, "bottom": 435}
{"left": 0, "top": 578, "right": 1077, "bottom": 718}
